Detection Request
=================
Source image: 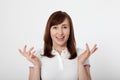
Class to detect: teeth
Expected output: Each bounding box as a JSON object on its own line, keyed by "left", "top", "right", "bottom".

{"left": 57, "top": 37, "right": 64, "bottom": 39}
{"left": 56, "top": 36, "right": 64, "bottom": 41}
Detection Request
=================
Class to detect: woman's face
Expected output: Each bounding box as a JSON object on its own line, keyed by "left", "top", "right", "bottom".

{"left": 50, "top": 18, "right": 70, "bottom": 47}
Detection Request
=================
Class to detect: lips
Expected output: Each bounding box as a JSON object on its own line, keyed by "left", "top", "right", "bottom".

{"left": 56, "top": 36, "right": 65, "bottom": 41}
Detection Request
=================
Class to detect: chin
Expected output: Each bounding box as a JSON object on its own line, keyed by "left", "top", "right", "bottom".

{"left": 56, "top": 41, "right": 67, "bottom": 46}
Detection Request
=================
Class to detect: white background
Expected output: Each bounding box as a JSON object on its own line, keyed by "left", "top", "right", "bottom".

{"left": 0, "top": 0, "right": 120, "bottom": 80}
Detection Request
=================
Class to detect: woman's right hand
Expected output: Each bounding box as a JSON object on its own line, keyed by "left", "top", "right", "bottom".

{"left": 19, "top": 45, "right": 41, "bottom": 68}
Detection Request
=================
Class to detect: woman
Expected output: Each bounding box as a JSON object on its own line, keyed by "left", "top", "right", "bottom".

{"left": 19, "top": 11, "right": 98, "bottom": 80}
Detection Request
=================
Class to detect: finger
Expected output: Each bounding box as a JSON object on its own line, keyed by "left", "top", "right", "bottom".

{"left": 18, "top": 49, "right": 25, "bottom": 56}
{"left": 93, "top": 44, "right": 97, "bottom": 48}
{"left": 86, "top": 43, "right": 90, "bottom": 52}
{"left": 18, "top": 49, "right": 23, "bottom": 54}
{"left": 27, "top": 47, "right": 34, "bottom": 55}
{"left": 91, "top": 47, "right": 98, "bottom": 53}
{"left": 94, "top": 47, "right": 98, "bottom": 52}
{"left": 29, "top": 47, "right": 34, "bottom": 53}
{"left": 29, "top": 50, "right": 36, "bottom": 57}
{"left": 31, "top": 50, "right": 36, "bottom": 54}
{"left": 23, "top": 45, "right": 27, "bottom": 52}
{"left": 90, "top": 44, "right": 97, "bottom": 54}
{"left": 30, "top": 53, "right": 36, "bottom": 59}
{"left": 90, "top": 44, "right": 96, "bottom": 52}
{"left": 29, "top": 49, "right": 35, "bottom": 56}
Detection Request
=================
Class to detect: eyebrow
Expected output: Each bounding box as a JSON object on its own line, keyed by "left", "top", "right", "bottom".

{"left": 62, "top": 24, "right": 69, "bottom": 26}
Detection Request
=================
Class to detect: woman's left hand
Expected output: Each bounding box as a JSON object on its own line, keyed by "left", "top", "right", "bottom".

{"left": 78, "top": 43, "right": 98, "bottom": 64}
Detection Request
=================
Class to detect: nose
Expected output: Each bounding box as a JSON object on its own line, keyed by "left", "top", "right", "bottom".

{"left": 58, "top": 28, "right": 63, "bottom": 35}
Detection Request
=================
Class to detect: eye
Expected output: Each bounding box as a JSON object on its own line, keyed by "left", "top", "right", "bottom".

{"left": 64, "top": 26, "right": 67, "bottom": 28}
{"left": 52, "top": 26, "right": 57, "bottom": 29}
{"left": 63, "top": 26, "right": 68, "bottom": 29}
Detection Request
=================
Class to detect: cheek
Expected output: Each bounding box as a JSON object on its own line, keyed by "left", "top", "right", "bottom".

{"left": 65, "top": 30, "right": 70, "bottom": 38}
{"left": 50, "top": 29, "right": 56, "bottom": 38}
{"left": 66, "top": 29, "right": 70, "bottom": 35}
{"left": 50, "top": 29, "right": 53, "bottom": 39}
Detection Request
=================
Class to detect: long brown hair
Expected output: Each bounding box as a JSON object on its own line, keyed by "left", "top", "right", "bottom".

{"left": 43, "top": 11, "right": 77, "bottom": 59}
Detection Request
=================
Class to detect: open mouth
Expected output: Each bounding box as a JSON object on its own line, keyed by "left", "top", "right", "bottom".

{"left": 56, "top": 36, "right": 65, "bottom": 41}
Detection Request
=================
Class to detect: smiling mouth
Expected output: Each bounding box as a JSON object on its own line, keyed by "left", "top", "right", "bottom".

{"left": 56, "top": 36, "right": 65, "bottom": 41}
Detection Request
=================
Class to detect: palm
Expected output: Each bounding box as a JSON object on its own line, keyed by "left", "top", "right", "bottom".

{"left": 78, "top": 43, "right": 98, "bottom": 64}
{"left": 19, "top": 45, "right": 41, "bottom": 66}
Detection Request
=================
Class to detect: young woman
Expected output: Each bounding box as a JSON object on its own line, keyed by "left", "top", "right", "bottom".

{"left": 19, "top": 11, "right": 98, "bottom": 80}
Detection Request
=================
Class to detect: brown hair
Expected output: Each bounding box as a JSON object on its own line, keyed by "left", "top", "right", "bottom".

{"left": 43, "top": 11, "right": 77, "bottom": 59}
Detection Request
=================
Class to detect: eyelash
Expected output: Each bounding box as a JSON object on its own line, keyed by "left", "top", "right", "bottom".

{"left": 52, "top": 26, "right": 68, "bottom": 29}
{"left": 63, "top": 26, "right": 67, "bottom": 29}
{"left": 53, "top": 26, "right": 57, "bottom": 29}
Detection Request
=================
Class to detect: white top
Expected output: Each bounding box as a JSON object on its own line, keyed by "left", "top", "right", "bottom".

{"left": 28, "top": 48, "right": 90, "bottom": 80}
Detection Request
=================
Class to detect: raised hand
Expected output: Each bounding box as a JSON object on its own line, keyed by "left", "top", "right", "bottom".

{"left": 78, "top": 43, "right": 98, "bottom": 64}
{"left": 19, "top": 45, "right": 41, "bottom": 67}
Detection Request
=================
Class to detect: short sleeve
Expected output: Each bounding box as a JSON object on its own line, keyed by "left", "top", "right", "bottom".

{"left": 26, "top": 49, "right": 43, "bottom": 67}
{"left": 76, "top": 48, "right": 90, "bottom": 66}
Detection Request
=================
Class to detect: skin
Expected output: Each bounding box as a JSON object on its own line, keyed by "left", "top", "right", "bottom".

{"left": 78, "top": 43, "right": 98, "bottom": 80}
{"left": 19, "top": 45, "right": 41, "bottom": 80}
{"left": 50, "top": 18, "right": 70, "bottom": 53}
{"left": 19, "top": 18, "right": 98, "bottom": 80}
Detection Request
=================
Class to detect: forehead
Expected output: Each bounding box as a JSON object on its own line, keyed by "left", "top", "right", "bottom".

{"left": 60, "top": 18, "right": 69, "bottom": 25}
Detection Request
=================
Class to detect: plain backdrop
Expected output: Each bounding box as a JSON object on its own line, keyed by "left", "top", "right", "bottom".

{"left": 0, "top": 0, "right": 120, "bottom": 80}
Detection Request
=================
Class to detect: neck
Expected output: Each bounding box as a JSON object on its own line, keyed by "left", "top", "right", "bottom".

{"left": 53, "top": 45, "right": 67, "bottom": 54}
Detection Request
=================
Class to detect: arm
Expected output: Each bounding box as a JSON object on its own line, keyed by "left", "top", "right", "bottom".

{"left": 78, "top": 43, "right": 97, "bottom": 80}
{"left": 29, "top": 66, "right": 41, "bottom": 80}
{"left": 19, "top": 45, "right": 42, "bottom": 80}
{"left": 78, "top": 64, "right": 91, "bottom": 80}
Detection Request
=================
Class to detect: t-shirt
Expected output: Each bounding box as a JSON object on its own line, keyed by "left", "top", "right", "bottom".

{"left": 28, "top": 48, "right": 90, "bottom": 80}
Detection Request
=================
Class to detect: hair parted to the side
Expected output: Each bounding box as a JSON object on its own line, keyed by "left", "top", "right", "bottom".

{"left": 43, "top": 11, "right": 77, "bottom": 59}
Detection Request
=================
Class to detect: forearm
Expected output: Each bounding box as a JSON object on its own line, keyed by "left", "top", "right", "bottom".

{"left": 29, "top": 66, "right": 41, "bottom": 80}
{"left": 78, "top": 64, "right": 91, "bottom": 80}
